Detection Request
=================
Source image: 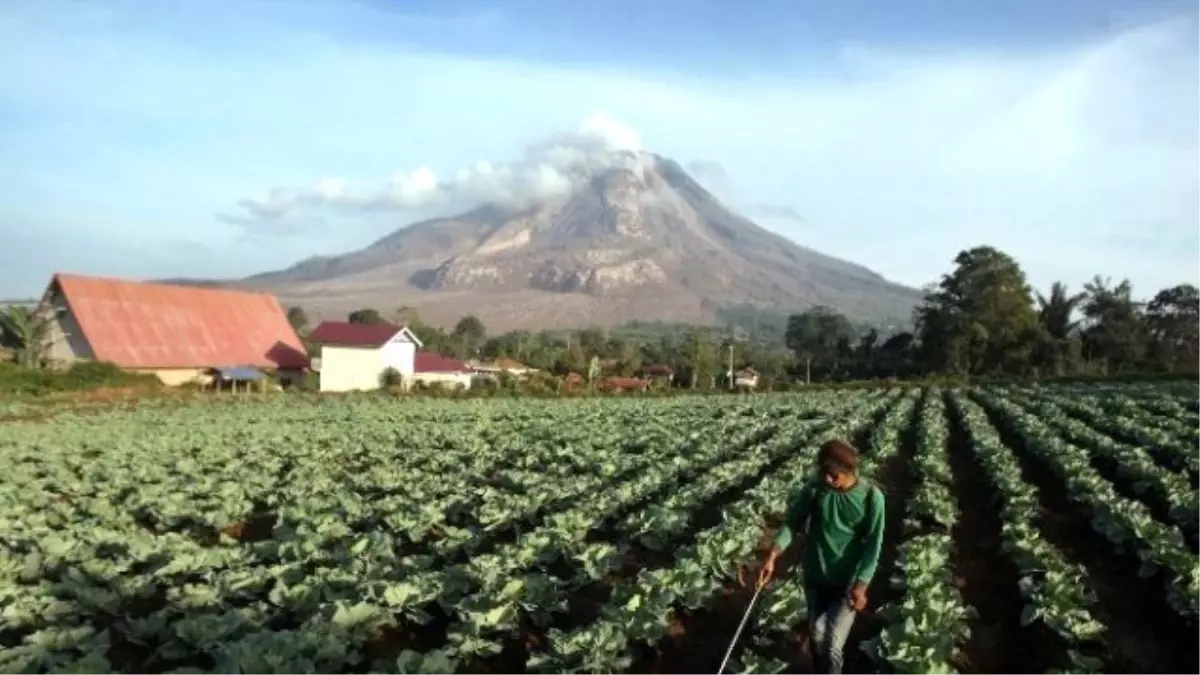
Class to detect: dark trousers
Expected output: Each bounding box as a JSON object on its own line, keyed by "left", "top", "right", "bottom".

{"left": 806, "top": 583, "right": 857, "bottom": 674}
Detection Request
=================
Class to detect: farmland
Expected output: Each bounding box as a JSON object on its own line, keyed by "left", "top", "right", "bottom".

{"left": 1, "top": 383, "right": 1197, "bottom": 674}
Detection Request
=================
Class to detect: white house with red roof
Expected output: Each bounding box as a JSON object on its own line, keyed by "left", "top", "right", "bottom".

{"left": 308, "top": 321, "right": 473, "bottom": 392}
{"left": 412, "top": 351, "right": 474, "bottom": 390}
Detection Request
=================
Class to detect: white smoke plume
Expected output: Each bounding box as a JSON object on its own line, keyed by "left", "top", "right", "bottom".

{"left": 232, "top": 112, "right": 652, "bottom": 224}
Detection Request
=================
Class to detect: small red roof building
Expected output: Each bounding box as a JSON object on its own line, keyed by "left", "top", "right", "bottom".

{"left": 414, "top": 352, "right": 472, "bottom": 374}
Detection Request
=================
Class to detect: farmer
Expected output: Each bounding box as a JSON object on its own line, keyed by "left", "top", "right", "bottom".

{"left": 751, "top": 438, "right": 885, "bottom": 674}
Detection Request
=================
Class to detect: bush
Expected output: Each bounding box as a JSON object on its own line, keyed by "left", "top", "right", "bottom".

{"left": 380, "top": 367, "right": 403, "bottom": 388}
{"left": 0, "top": 360, "right": 160, "bottom": 396}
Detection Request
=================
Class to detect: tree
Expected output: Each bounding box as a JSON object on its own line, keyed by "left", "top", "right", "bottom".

{"left": 286, "top": 306, "right": 309, "bottom": 334}
{"left": 1144, "top": 283, "right": 1199, "bottom": 372}
{"left": 450, "top": 315, "right": 487, "bottom": 359}
{"left": 876, "top": 331, "right": 917, "bottom": 377}
{"left": 0, "top": 306, "right": 53, "bottom": 368}
{"left": 393, "top": 306, "right": 423, "bottom": 327}
{"left": 784, "top": 306, "right": 854, "bottom": 382}
{"left": 1080, "top": 276, "right": 1146, "bottom": 373}
{"left": 348, "top": 308, "right": 384, "bottom": 324}
{"left": 855, "top": 328, "right": 879, "bottom": 359}
{"left": 680, "top": 329, "right": 718, "bottom": 388}
{"left": 1035, "top": 282, "right": 1086, "bottom": 375}
{"left": 409, "top": 323, "right": 448, "bottom": 352}
{"left": 913, "top": 247, "right": 1041, "bottom": 375}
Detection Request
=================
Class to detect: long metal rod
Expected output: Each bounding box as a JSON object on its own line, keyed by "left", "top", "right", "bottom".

{"left": 717, "top": 583, "right": 765, "bottom": 674}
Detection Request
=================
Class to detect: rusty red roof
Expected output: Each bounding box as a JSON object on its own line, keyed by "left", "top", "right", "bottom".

{"left": 603, "top": 376, "right": 649, "bottom": 388}
{"left": 310, "top": 321, "right": 404, "bottom": 347}
{"left": 50, "top": 273, "right": 308, "bottom": 369}
{"left": 414, "top": 351, "right": 472, "bottom": 374}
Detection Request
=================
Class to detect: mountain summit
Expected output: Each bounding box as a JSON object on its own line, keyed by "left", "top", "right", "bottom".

{"left": 245, "top": 153, "right": 921, "bottom": 330}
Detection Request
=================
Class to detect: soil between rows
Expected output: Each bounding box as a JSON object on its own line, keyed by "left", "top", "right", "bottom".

{"left": 971, "top": 392, "right": 1199, "bottom": 675}
{"left": 839, "top": 393, "right": 920, "bottom": 675}
{"left": 944, "top": 392, "right": 1066, "bottom": 673}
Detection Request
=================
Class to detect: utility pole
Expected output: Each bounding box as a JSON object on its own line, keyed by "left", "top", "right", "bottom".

{"left": 727, "top": 342, "right": 735, "bottom": 390}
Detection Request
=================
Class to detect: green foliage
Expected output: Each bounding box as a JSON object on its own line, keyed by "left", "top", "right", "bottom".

{"left": 0, "top": 360, "right": 160, "bottom": 396}
{"left": 0, "top": 305, "right": 53, "bottom": 368}
{"left": 0, "top": 388, "right": 900, "bottom": 673}
{"left": 286, "top": 306, "right": 309, "bottom": 334}
{"left": 379, "top": 367, "right": 403, "bottom": 388}
{"left": 314, "top": 246, "right": 1196, "bottom": 388}
{"left": 347, "top": 308, "right": 384, "bottom": 324}
{"left": 785, "top": 305, "right": 855, "bottom": 368}
{"left": 914, "top": 246, "right": 1042, "bottom": 375}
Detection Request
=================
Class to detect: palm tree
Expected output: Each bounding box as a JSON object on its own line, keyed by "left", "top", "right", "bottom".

{"left": 1079, "top": 275, "right": 1146, "bottom": 371}
{"left": 1036, "top": 281, "right": 1085, "bottom": 340}
{"left": 0, "top": 306, "right": 51, "bottom": 368}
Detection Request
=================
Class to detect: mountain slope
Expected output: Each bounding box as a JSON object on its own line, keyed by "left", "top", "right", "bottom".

{"left": 245, "top": 152, "right": 921, "bottom": 331}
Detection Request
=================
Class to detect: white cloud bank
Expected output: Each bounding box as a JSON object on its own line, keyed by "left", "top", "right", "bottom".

{"left": 231, "top": 112, "right": 655, "bottom": 224}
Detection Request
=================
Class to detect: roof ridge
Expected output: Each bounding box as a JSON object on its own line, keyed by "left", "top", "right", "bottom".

{"left": 52, "top": 272, "right": 277, "bottom": 299}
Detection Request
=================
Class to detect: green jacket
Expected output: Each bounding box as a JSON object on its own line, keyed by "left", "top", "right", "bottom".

{"left": 773, "top": 476, "right": 885, "bottom": 589}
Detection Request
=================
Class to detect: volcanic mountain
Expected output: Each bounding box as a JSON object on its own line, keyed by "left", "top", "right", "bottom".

{"left": 240, "top": 153, "right": 922, "bottom": 331}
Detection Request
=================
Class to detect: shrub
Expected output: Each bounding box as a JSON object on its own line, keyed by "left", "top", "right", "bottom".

{"left": 0, "top": 360, "right": 159, "bottom": 396}
{"left": 380, "top": 367, "right": 403, "bottom": 388}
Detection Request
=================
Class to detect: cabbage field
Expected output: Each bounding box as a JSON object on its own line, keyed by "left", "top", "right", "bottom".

{"left": 1, "top": 383, "right": 1197, "bottom": 674}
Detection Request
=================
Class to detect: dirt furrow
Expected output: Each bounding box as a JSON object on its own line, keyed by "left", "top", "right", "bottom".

{"left": 971, "top": 393, "right": 1198, "bottom": 674}
{"left": 944, "top": 391, "right": 1065, "bottom": 673}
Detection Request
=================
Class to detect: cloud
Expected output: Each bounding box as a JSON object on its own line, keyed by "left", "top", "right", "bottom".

{"left": 226, "top": 111, "right": 655, "bottom": 229}
{"left": 685, "top": 160, "right": 735, "bottom": 202}
{"left": 0, "top": 1, "right": 1196, "bottom": 298}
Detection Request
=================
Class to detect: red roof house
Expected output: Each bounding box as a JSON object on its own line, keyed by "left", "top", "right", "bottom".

{"left": 414, "top": 352, "right": 472, "bottom": 374}
{"left": 38, "top": 273, "right": 309, "bottom": 382}
{"left": 410, "top": 351, "right": 474, "bottom": 391}
{"left": 308, "top": 321, "right": 424, "bottom": 392}
{"left": 309, "top": 321, "right": 421, "bottom": 348}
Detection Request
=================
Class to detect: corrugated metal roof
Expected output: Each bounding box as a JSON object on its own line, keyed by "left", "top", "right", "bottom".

{"left": 310, "top": 321, "right": 405, "bottom": 347}
{"left": 52, "top": 273, "right": 309, "bottom": 369}
{"left": 414, "top": 351, "right": 472, "bottom": 373}
{"left": 212, "top": 366, "right": 267, "bottom": 381}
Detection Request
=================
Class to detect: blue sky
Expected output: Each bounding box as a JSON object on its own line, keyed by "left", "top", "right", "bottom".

{"left": 1, "top": 0, "right": 1197, "bottom": 301}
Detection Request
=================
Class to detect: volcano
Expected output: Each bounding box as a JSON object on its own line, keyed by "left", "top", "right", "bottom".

{"left": 237, "top": 152, "right": 921, "bottom": 331}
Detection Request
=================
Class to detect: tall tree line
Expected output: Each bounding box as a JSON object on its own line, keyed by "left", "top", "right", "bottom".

{"left": 782, "top": 247, "right": 1197, "bottom": 381}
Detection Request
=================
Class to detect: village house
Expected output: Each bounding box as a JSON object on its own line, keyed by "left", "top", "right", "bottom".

{"left": 413, "top": 352, "right": 474, "bottom": 390}
{"left": 598, "top": 376, "right": 651, "bottom": 393}
{"left": 309, "top": 321, "right": 420, "bottom": 392}
{"left": 641, "top": 363, "right": 675, "bottom": 387}
{"left": 733, "top": 367, "right": 760, "bottom": 389}
{"left": 468, "top": 357, "right": 538, "bottom": 380}
{"left": 35, "top": 273, "right": 309, "bottom": 386}
{"left": 309, "top": 321, "right": 472, "bottom": 392}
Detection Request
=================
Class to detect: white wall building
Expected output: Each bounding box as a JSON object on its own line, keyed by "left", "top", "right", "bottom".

{"left": 309, "top": 321, "right": 422, "bottom": 392}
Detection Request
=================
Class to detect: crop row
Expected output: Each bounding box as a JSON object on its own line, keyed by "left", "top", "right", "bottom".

{"left": 974, "top": 390, "right": 1199, "bottom": 618}
{"left": 0, "top": 393, "right": 897, "bottom": 673}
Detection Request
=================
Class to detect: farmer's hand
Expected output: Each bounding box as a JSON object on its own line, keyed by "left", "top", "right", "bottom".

{"left": 756, "top": 549, "right": 781, "bottom": 589}
{"left": 847, "top": 582, "right": 868, "bottom": 612}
